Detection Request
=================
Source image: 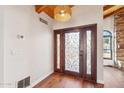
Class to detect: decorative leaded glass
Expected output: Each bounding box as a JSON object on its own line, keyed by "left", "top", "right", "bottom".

{"left": 86, "top": 31, "right": 91, "bottom": 74}
{"left": 57, "top": 34, "right": 60, "bottom": 69}
{"left": 65, "top": 32, "right": 79, "bottom": 72}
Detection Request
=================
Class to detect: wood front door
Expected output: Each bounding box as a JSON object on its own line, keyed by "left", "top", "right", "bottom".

{"left": 54, "top": 24, "right": 97, "bottom": 83}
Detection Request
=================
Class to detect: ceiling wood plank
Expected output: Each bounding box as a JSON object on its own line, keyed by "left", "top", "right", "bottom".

{"left": 103, "top": 5, "right": 115, "bottom": 11}
{"left": 43, "top": 5, "right": 56, "bottom": 18}
{"left": 35, "top": 5, "right": 47, "bottom": 13}
{"left": 35, "top": 5, "right": 74, "bottom": 19}
{"left": 104, "top": 7, "right": 124, "bottom": 18}
{"left": 35, "top": 5, "right": 124, "bottom": 19}
{"left": 104, "top": 5, "right": 124, "bottom": 18}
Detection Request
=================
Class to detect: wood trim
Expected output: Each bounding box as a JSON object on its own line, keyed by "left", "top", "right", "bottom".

{"left": 54, "top": 31, "right": 57, "bottom": 72}
{"left": 54, "top": 24, "right": 97, "bottom": 32}
{"left": 82, "top": 28, "right": 87, "bottom": 79}
{"left": 61, "top": 32, "right": 65, "bottom": 73}
{"left": 81, "top": 24, "right": 97, "bottom": 83}
{"left": 54, "top": 31, "right": 61, "bottom": 72}
{"left": 91, "top": 24, "right": 97, "bottom": 83}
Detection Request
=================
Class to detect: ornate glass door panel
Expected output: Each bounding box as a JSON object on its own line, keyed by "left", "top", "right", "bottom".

{"left": 65, "top": 32, "right": 80, "bottom": 73}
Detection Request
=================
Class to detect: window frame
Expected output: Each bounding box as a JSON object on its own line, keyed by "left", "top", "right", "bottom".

{"left": 103, "top": 30, "right": 112, "bottom": 60}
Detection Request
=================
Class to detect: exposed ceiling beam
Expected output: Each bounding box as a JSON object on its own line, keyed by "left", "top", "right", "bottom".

{"left": 35, "top": 5, "right": 47, "bottom": 13}
{"left": 103, "top": 5, "right": 115, "bottom": 11}
{"left": 104, "top": 5, "right": 124, "bottom": 18}
{"left": 35, "top": 5, "right": 124, "bottom": 19}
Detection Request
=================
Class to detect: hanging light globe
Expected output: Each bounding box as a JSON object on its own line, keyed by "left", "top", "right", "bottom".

{"left": 54, "top": 5, "right": 72, "bottom": 22}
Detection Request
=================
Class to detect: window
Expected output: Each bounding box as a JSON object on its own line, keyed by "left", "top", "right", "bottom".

{"left": 103, "top": 30, "right": 112, "bottom": 59}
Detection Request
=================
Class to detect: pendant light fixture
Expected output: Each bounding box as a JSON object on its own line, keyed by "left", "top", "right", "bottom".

{"left": 54, "top": 5, "right": 72, "bottom": 22}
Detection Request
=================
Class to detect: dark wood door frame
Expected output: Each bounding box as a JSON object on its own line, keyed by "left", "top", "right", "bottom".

{"left": 81, "top": 25, "right": 97, "bottom": 83}
{"left": 54, "top": 24, "right": 97, "bottom": 83}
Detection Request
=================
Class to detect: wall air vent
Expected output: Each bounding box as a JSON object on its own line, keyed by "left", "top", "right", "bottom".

{"left": 39, "top": 17, "right": 48, "bottom": 25}
{"left": 17, "top": 76, "right": 30, "bottom": 88}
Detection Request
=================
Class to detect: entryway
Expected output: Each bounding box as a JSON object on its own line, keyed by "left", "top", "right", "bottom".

{"left": 54, "top": 24, "right": 97, "bottom": 83}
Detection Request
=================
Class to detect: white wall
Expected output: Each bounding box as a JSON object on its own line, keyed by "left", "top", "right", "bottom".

{"left": 0, "top": 5, "right": 104, "bottom": 87}
{"left": 29, "top": 8, "right": 54, "bottom": 87}
{"left": 0, "top": 6, "right": 4, "bottom": 87}
{"left": 103, "top": 15, "right": 114, "bottom": 66}
{"left": 53, "top": 5, "right": 103, "bottom": 84}
{"left": 2, "top": 6, "right": 53, "bottom": 88}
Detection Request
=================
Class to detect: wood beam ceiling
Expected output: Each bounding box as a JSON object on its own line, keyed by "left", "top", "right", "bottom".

{"left": 103, "top": 5, "right": 115, "bottom": 11}
{"left": 35, "top": 5, "right": 48, "bottom": 13}
{"left": 35, "top": 5, "right": 124, "bottom": 19}
{"left": 104, "top": 5, "right": 124, "bottom": 18}
{"left": 35, "top": 5, "right": 73, "bottom": 19}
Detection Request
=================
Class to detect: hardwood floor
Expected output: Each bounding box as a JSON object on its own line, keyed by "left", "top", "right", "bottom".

{"left": 34, "top": 67, "right": 124, "bottom": 88}
{"left": 34, "top": 73, "right": 102, "bottom": 88}
{"left": 104, "top": 66, "right": 124, "bottom": 88}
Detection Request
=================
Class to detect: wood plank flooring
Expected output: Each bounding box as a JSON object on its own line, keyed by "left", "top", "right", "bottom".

{"left": 34, "top": 67, "right": 124, "bottom": 88}
{"left": 34, "top": 73, "right": 101, "bottom": 88}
